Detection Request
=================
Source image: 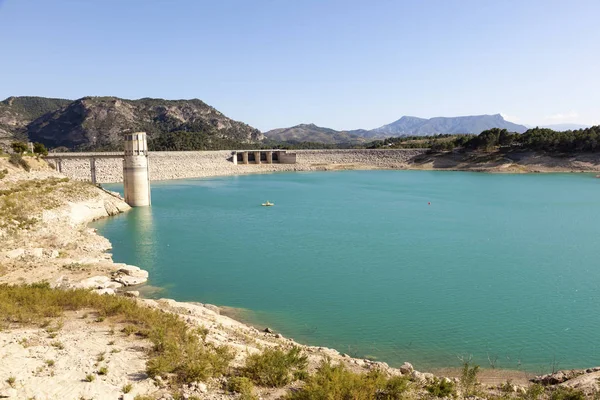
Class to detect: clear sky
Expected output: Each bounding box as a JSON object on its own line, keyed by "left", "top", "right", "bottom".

{"left": 0, "top": 0, "right": 598, "bottom": 131}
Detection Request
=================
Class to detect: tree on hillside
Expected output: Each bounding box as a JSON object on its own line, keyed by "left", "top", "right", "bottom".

{"left": 11, "top": 141, "right": 28, "bottom": 154}
{"left": 33, "top": 142, "right": 48, "bottom": 156}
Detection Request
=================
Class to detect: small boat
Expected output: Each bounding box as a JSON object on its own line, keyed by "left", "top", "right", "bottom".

{"left": 262, "top": 201, "right": 274, "bottom": 207}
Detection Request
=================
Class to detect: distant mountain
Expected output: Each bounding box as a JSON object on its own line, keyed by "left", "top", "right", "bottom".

{"left": 369, "top": 114, "right": 527, "bottom": 137}
{"left": 536, "top": 123, "right": 591, "bottom": 131}
{"left": 0, "top": 96, "right": 262, "bottom": 150}
{"left": 263, "top": 123, "right": 365, "bottom": 144}
{"left": 265, "top": 114, "right": 528, "bottom": 144}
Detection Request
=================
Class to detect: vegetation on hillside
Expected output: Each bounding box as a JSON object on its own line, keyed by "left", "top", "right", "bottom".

{"left": 367, "top": 126, "right": 600, "bottom": 154}
{"left": 0, "top": 96, "right": 70, "bottom": 121}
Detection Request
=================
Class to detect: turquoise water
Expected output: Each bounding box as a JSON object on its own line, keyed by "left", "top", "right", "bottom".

{"left": 93, "top": 171, "right": 600, "bottom": 372}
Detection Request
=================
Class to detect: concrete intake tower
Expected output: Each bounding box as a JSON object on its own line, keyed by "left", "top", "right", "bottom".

{"left": 123, "top": 132, "right": 151, "bottom": 207}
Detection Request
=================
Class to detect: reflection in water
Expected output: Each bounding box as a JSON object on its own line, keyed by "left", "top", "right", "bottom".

{"left": 126, "top": 207, "right": 157, "bottom": 274}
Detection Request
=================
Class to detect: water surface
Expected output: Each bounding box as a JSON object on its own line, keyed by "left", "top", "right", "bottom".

{"left": 93, "top": 171, "right": 600, "bottom": 372}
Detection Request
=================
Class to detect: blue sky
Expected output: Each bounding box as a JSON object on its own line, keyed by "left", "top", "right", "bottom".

{"left": 0, "top": 0, "right": 598, "bottom": 131}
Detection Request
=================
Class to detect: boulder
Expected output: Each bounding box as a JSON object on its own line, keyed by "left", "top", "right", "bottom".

{"left": 117, "top": 265, "right": 149, "bottom": 278}
{"left": 400, "top": 362, "right": 414, "bottom": 375}
{"left": 4, "top": 248, "right": 24, "bottom": 259}
{"left": 26, "top": 248, "right": 44, "bottom": 258}
{"left": 114, "top": 275, "right": 147, "bottom": 286}
{"left": 113, "top": 265, "right": 149, "bottom": 286}
{"left": 124, "top": 291, "right": 140, "bottom": 298}
{"left": 76, "top": 275, "right": 112, "bottom": 289}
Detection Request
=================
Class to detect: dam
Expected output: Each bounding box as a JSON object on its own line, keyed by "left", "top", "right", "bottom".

{"left": 44, "top": 148, "right": 427, "bottom": 183}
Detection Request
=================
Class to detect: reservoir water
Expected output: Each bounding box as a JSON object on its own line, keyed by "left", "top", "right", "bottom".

{"left": 93, "top": 170, "right": 600, "bottom": 372}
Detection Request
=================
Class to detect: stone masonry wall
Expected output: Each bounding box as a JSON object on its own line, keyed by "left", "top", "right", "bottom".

{"left": 50, "top": 149, "right": 428, "bottom": 183}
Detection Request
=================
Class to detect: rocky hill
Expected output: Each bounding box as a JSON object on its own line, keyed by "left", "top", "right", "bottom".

{"left": 0, "top": 96, "right": 71, "bottom": 147}
{"left": 263, "top": 123, "right": 366, "bottom": 145}
{"left": 0, "top": 96, "right": 263, "bottom": 150}
{"left": 369, "top": 114, "right": 528, "bottom": 137}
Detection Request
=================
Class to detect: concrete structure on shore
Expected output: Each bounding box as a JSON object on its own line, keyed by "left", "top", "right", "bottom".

{"left": 45, "top": 133, "right": 153, "bottom": 207}
{"left": 232, "top": 150, "right": 297, "bottom": 165}
{"left": 123, "top": 132, "right": 151, "bottom": 207}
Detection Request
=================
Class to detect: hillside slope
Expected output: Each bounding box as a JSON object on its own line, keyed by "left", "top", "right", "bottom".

{"left": 26, "top": 97, "right": 263, "bottom": 149}
{"left": 0, "top": 96, "right": 71, "bottom": 147}
{"left": 263, "top": 123, "right": 365, "bottom": 144}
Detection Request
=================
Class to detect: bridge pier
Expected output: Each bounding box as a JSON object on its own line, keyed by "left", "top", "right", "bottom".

{"left": 242, "top": 151, "right": 249, "bottom": 164}
{"left": 232, "top": 151, "right": 238, "bottom": 165}
{"left": 265, "top": 151, "right": 273, "bottom": 164}
{"left": 90, "top": 158, "right": 97, "bottom": 184}
{"left": 254, "top": 151, "right": 261, "bottom": 164}
{"left": 123, "top": 132, "right": 151, "bottom": 207}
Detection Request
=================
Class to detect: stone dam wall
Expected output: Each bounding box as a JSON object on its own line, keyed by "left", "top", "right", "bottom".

{"left": 49, "top": 149, "right": 428, "bottom": 183}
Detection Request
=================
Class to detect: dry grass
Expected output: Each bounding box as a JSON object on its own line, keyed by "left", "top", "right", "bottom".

{"left": 0, "top": 283, "right": 233, "bottom": 387}
{"left": 0, "top": 177, "right": 97, "bottom": 233}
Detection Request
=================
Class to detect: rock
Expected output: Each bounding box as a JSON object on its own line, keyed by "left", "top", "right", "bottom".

{"left": 26, "top": 248, "right": 44, "bottom": 257}
{"left": 197, "top": 382, "right": 207, "bottom": 393}
{"left": 106, "top": 281, "right": 124, "bottom": 289}
{"left": 113, "top": 265, "right": 149, "bottom": 286}
{"left": 275, "top": 333, "right": 282, "bottom": 339}
{"left": 114, "top": 275, "right": 147, "bottom": 286}
{"left": 121, "top": 394, "right": 134, "bottom": 400}
{"left": 118, "top": 265, "right": 149, "bottom": 278}
{"left": 411, "top": 371, "right": 434, "bottom": 383}
{"left": 400, "top": 362, "right": 414, "bottom": 375}
{"left": 4, "top": 248, "right": 24, "bottom": 259}
{"left": 0, "top": 387, "right": 17, "bottom": 398}
{"left": 50, "top": 249, "right": 60, "bottom": 258}
{"left": 76, "top": 275, "right": 112, "bottom": 289}
{"left": 124, "top": 290, "right": 140, "bottom": 297}
{"left": 203, "top": 304, "right": 220, "bottom": 314}
{"left": 411, "top": 371, "right": 425, "bottom": 382}
{"left": 264, "top": 327, "right": 274, "bottom": 333}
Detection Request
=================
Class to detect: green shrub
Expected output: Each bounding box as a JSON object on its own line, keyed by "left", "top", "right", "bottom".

{"left": 0, "top": 169, "right": 7, "bottom": 179}
{"left": 523, "top": 384, "right": 545, "bottom": 400}
{"left": 426, "top": 377, "right": 456, "bottom": 397}
{"left": 122, "top": 383, "right": 133, "bottom": 393}
{"left": 243, "top": 346, "right": 308, "bottom": 387}
{"left": 459, "top": 361, "right": 479, "bottom": 397}
{"left": 286, "top": 361, "right": 409, "bottom": 400}
{"left": 33, "top": 142, "right": 48, "bottom": 156}
{"left": 550, "top": 387, "right": 586, "bottom": 400}
{"left": 98, "top": 366, "right": 108, "bottom": 375}
{"left": 85, "top": 374, "right": 95, "bottom": 382}
{"left": 8, "top": 153, "right": 30, "bottom": 171}
{"left": 227, "top": 376, "right": 257, "bottom": 399}
{"left": 11, "top": 141, "right": 28, "bottom": 154}
{"left": 6, "top": 376, "right": 15, "bottom": 387}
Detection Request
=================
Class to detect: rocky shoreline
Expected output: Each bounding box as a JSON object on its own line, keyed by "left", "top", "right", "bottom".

{"left": 2, "top": 156, "right": 600, "bottom": 399}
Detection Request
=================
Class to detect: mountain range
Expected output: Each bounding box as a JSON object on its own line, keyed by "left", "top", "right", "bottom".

{"left": 0, "top": 96, "right": 589, "bottom": 149}
{"left": 263, "top": 114, "right": 529, "bottom": 143}
{"left": 0, "top": 96, "right": 262, "bottom": 150}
